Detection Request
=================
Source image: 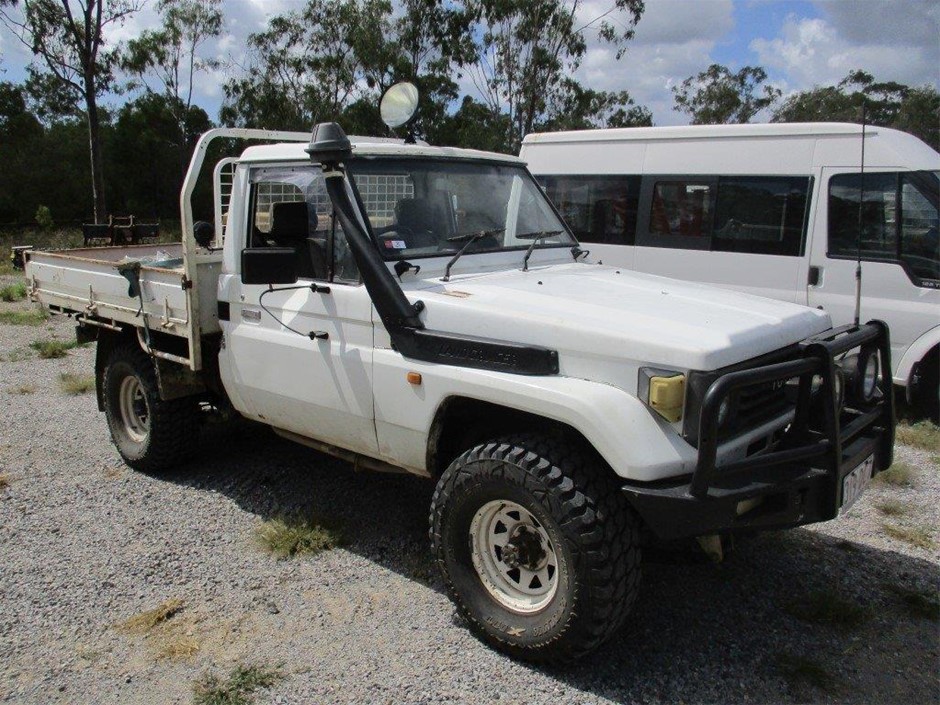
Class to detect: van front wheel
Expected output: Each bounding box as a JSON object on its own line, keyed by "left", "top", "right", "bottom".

{"left": 429, "top": 435, "right": 641, "bottom": 664}
{"left": 103, "top": 345, "right": 199, "bottom": 472}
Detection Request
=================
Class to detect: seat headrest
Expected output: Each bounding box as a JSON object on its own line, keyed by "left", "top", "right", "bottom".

{"left": 270, "top": 200, "right": 310, "bottom": 237}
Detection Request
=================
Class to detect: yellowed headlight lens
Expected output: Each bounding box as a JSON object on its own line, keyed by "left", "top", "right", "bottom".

{"left": 648, "top": 374, "right": 686, "bottom": 423}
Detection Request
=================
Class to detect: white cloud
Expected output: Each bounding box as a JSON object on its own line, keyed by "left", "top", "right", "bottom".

{"left": 573, "top": 0, "right": 735, "bottom": 125}
{"left": 751, "top": 12, "right": 940, "bottom": 93}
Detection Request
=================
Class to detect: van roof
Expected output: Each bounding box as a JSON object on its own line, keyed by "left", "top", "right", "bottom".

{"left": 522, "top": 122, "right": 904, "bottom": 144}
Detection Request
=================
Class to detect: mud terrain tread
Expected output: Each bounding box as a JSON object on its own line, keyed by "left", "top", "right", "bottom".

{"left": 430, "top": 433, "right": 641, "bottom": 664}
{"left": 103, "top": 345, "right": 199, "bottom": 472}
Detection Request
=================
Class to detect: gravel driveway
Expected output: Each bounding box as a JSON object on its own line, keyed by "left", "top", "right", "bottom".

{"left": 1, "top": 279, "right": 938, "bottom": 705}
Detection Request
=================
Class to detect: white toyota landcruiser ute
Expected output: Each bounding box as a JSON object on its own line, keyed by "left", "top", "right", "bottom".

{"left": 23, "top": 92, "right": 895, "bottom": 663}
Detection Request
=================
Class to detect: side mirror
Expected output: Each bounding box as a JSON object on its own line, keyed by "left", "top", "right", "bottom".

{"left": 241, "top": 248, "right": 298, "bottom": 285}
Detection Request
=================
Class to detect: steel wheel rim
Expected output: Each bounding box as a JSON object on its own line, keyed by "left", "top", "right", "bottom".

{"left": 469, "top": 499, "right": 559, "bottom": 613}
{"left": 118, "top": 375, "right": 149, "bottom": 443}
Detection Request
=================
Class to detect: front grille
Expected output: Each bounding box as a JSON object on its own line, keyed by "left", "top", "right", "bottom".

{"left": 684, "top": 344, "right": 800, "bottom": 447}
{"left": 725, "top": 379, "right": 791, "bottom": 439}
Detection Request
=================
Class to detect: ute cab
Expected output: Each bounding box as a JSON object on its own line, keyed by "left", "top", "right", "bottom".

{"left": 24, "top": 84, "right": 895, "bottom": 664}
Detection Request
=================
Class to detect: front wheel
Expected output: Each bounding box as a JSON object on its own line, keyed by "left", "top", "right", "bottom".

{"left": 103, "top": 345, "right": 199, "bottom": 472}
{"left": 430, "top": 435, "right": 641, "bottom": 664}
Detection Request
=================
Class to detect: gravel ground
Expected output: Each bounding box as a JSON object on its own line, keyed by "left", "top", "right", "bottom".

{"left": 1, "top": 278, "right": 938, "bottom": 705}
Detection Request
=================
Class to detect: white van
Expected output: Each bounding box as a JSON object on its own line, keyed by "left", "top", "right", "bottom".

{"left": 521, "top": 123, "right": 939, "bottom": 416}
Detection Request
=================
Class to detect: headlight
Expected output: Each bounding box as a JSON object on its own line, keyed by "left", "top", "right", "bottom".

{"left": 639, "top": 368, "right": 686, "bottom": 423}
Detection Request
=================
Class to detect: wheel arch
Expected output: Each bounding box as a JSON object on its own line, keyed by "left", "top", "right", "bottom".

{"left": 426, "top": 396, "right": 595, "bottom": 478}
{"left": 894, "top": 325, "right": 940, "bottom": 400}
{"left": 421, "top": 377, "right": 697, "bottom": 483}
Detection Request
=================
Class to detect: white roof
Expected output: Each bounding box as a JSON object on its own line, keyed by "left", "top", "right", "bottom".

{"left": 239, "top": 137, "right": 522, "bottom": 165}
{"left": 525, "top": 122, "right": 905, "bottom": 144}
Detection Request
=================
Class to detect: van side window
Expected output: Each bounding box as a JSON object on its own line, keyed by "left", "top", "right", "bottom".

{"left": 540, "top": 175, "right": 641, "bottom": 245}
{"left": 650, "top": 181, "right": 712, "bottom": 238}
{"left": 247, "top": 167, "right": 360, "bottom": 284}
{"left": 828, "top": 171, "right": 939, "bottom": 284}
{"left": 713, "top": 177, "right": 810, "bottom": 256}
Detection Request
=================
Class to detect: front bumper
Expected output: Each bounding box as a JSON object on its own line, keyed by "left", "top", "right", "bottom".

{"left": 622, "top": 321, "right": 895, "bottom": 541}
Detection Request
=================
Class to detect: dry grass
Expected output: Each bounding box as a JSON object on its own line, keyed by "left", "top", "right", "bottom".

{"left": 154, "top": 628, "right": 200, "bottom": 661}
{"left": 896, "top": 421, "right": 940, "bottom": 452}
{"left": 873, "top": 461, "right": 918, "bottom": 488}
{"left": 785, "top": 589, "right": 870, "bottom": 629}
{"left": 7, "top": 383, "right": 36, "bottom": 395}
{"left": 873, "top": 498, "right": 909, "bottom": 517}
{"left": 883, "top": 583, "right": 940, "bottom": 621}
{"left": 776, "top": 653, "right": 837, "bottom": 693}
{"left": 117, "top": 598, "right": 203, "bottom": 662}
{"left": 0, "top": 309, "right": 47, "bottom": 326}
{"left": 0, "top": 282, "right": 27, "bottom": 302}
{"left": 58, "top": 373, "right": 94, "bottom": 395}
{"left": 193, "top": 664, "right": 283, "bottom": 705}
{"left": 119, "top": 598, "right": 185, "bottom": 634}
{"left": 882, "top": 522, "right": 935, "bottom": 550}
{"left": 256, "top": 515, "right": 342, "bottom": 558}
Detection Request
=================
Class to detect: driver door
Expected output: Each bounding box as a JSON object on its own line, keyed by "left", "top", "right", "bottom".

{"left": 221, "top": 165, "right": 378, "bottom": 455}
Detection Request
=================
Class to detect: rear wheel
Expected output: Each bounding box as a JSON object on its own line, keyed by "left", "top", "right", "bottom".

{"left": 103, "top": 345, "right": 199, "bottom": 472}
{"left": 430, "top": 434, "right": 641, "bottom": 664}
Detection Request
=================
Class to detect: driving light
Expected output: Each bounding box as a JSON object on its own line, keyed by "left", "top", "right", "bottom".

{"left": 859, "top": 349, "right": 879, "bottom": 402}
{"left": 647, "top": 374, "right": 686, "bottom": 423}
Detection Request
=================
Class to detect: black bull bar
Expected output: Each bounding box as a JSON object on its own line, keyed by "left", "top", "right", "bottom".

{"left": 622, "top": 321, "right": 895, "bottom": 541}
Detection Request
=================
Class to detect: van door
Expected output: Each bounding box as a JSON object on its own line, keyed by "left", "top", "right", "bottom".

{"left": 221, "top": 165, "right": 378, "bottom": 454}
{"left": 808, "top": 168, "right": 940, "bottom": 379}
{"left": 633, "top": 175, "right": 812, "bottom": 303}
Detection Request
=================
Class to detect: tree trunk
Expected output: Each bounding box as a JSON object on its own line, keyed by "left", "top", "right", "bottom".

{"left": 85, "top": 90, "right": 107, "bottom": 224}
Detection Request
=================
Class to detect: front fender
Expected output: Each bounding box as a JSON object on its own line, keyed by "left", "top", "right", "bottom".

{"left": 894, "top": 325, "right": 940, "bottom": 390}
{"left": 371, "top": 348, "right": 697, "bottom": 481}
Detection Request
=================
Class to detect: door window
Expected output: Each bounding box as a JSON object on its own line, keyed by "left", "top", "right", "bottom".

{"left": 828, "top": 171, "right": 939, "bottom": 285}
{"left": 247, "top": 167, "right": 360, "bottom": 283}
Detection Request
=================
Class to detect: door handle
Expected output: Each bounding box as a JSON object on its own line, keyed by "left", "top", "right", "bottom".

{"left": 808, "top": 266, "right": 821, "bottom": 287}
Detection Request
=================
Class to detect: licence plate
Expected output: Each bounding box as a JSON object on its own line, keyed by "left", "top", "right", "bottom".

{"left": 840, "top": 454, "right": 875, "bottom": 514}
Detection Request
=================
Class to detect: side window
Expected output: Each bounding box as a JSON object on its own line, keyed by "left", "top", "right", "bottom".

{"left": 649, "top": 181, "right": 713, "bottom": 238}
{"left": 248, "top": 167, "right": 360, "bottom": 283}
{"left": 828, "top": 173, "right": 898, "bottom": 260}
{"left": 712, "top": 177, "right": 810, "bottom": 256}
{"left": 540, "top": 175, "right": 641, "bottom": 245}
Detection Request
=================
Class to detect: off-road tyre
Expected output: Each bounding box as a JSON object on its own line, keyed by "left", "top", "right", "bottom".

{"left": 430, "top": 434, "right": 641, "bottom": 664}
{"left": 103, "top": 344, "right": 199, "bottom": 472}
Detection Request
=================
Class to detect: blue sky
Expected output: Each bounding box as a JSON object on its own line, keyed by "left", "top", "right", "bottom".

{"left": 1, "top": 0, "right": 938, "bottom": 127}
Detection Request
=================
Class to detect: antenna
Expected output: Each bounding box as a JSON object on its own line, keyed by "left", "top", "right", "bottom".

{"left": 853, "top": 102, "right": 867, "bottom": 327}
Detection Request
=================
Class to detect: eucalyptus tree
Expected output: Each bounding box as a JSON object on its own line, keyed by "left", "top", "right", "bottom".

{"left": 120, "top": 0, "right": 222, "bottom": 169}
{"left": 0, "top": 0, "right": 142, "bottom": 221}
{"left": 672, "top": 64, "right": 781, "bottom": 125}
{"left": 466, "top": 0, "right": 645, "bottom": 150}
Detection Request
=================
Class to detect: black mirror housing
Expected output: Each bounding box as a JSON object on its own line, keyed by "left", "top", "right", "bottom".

{"left": 241, "top": 248, "right": 298, "bottom": 285}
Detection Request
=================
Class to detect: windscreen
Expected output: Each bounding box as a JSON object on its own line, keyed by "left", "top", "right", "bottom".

{"left": 346, "top": 158, "right": 575, "bottom": 260}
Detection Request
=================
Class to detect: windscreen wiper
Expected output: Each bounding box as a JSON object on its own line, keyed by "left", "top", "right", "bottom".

{"left": 441, "top": 228, "right": 504, "bottom": 281}
{"left": 518, "top": 230, "right": 564, "bottom": 271}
